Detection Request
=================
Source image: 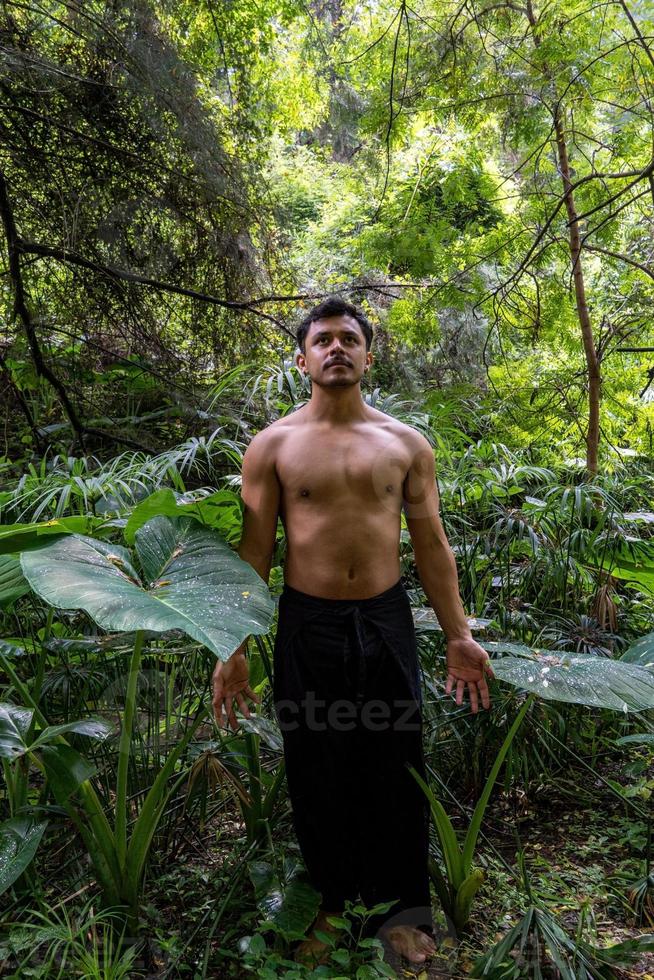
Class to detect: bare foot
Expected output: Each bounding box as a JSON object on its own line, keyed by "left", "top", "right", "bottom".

{"left": 382, "top": 924, "right": 437, "bottom": 964}
{"left": 294, "top": 909, "right": 344, "bottom": 967}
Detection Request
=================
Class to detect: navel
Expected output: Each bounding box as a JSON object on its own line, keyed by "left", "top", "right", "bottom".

{"left": 347, "top": 568, "right": 355, "bottom": 580}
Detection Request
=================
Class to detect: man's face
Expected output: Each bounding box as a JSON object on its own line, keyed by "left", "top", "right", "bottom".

{"left": 296, "top": 315, "right": 373, "bottom": 388}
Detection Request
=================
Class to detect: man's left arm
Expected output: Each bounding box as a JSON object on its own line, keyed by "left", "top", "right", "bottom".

{"left": 402, "top": 433, "right": 494, "bottom": 713}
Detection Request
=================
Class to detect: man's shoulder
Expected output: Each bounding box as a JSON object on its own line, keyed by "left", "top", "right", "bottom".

{"left": 245, "top": 409, "right": 307, "bottom": 456}
{"left": 366, "top": 407, "right": 433, "bottom": 454}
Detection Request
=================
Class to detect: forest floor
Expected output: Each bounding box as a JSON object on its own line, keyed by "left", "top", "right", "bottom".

{"left": 387, "top": 777, "right": 654, "bottom": 980}
{"left": 147, "top": 756, "right": 654, "bottom": 978}
{"left": 5, "top": 760, "right": 651, "bottom": 976}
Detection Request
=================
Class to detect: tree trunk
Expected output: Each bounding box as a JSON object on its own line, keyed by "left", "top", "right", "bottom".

{"left": 526, "top": 1, "right": 600, "bottom": 476}
{"left": 552, "top": 108, "right": 601, "bottom": 476}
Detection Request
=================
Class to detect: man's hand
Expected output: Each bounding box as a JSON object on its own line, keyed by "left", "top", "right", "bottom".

{"left": 212, "top": 643, "right": 261, "bottom": 731}
{"left": 445, "top": 637, "right": 494, "bottom": 713}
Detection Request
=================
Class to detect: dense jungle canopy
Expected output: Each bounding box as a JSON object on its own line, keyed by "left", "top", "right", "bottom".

{"left": 1, "top": 0, "right": 653, "bottom": 470}
{"left": 3, "top": 2, "right": 654, "bottom": 979}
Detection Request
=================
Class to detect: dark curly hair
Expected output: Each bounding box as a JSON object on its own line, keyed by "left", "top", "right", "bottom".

{"left": 296, "top": 297, "right": 373, "bottom": 352}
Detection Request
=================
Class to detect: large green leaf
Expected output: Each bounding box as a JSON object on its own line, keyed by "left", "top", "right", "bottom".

{"left": 248, "top": 857, "right": 321, "bottom": 941}
{"left": 20, "top": 516, "right": 274, "bottom": 660}
{"left": 124, "top": 488, "right": 242, "bottom": 545}
{"left": 0, "top": 817, "right": 48, "bottom": 896}
{"left": 0, "top": 555, "right": 29, "bottom": 608}
{"left": 489, "top": 650, "right": 654, "bottom": 712}
{"left": 31, "top": 718, "right": 113, "bottom": 750}
{"left": 0, "top": 516, "right": 98, "bottom": 556}
{"left": 621, "top": 632, "right": 654, "bottom": 669}
{"left": 606, "top": 555, "right": 654, "bottom": 596}
{"left": 0, "top": 703, "right": 33, "bottom": 758}
{"left": 0, "top": 704, "right": 112, "bottom": 759}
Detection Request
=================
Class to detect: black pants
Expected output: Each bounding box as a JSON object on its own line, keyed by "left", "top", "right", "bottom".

{"left": 272, "top": 579, "right": 432, "bottom": 938}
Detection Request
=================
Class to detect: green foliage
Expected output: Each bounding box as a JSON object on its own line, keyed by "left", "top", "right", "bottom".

{"left": 470, "top": 884, "right": 654, "bottom": 979}
{"left": 192, "top": 724, "right": 286, "bottom": 845}
{"left": 20, "top": 516, "right": 273, "bottom": 661}
{"left": 411, "top": 697, "right": 532, "bottom": 934}
{"left": 240, "top": 893, "right": 399, "bottom": 978}
{"left": 386, "top": 295, "right": 441, "bottom": 349}
{"left": 2, "top": 1, "right": 654, "bottom": 970}
{"left": 360, "top": 156, "right": 502, "bottom": 281}
{"left": 487, "top": 647, "right": 654, "bottom": 712}
{"left": 0, "top": 817, "right": 48, "bottom": 897}
{"left": 2, "top": 514, "right": 274, "bottom": 927}
{"left": 248, "top": 856, "right": 321, "bottom": 942}
{"left": 0, "top": 902, "right": 143, "bottom": 979}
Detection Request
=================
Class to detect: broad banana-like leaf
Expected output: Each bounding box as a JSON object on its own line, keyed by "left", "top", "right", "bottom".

{"left": 248, "top": 857, "right": 321, "bottom": 941}
{"left": 0, "top": 516, "right": 98, "bottom": 555}
{"left": 0, "top": 555, "right": 29, "bottom": 608}
{"left": 489, "top": 650, "right": 654, "bottom": 712}
{"left": 20, "top": 516, "right": 274, "bottom": 660}
{"left": 0, "top": 703, "right": 112, "bottom": 759}
{"left": 621, "top": 632, "right": 654, "bottom": 669}
{"left": 124, "top": 488, "right": 242, "bottom": 545}
{"left": 0, "top": 817, "right": 48, "bottom": 896}
{"left": 605, "top": 557, "right": 654, "bottom": 596}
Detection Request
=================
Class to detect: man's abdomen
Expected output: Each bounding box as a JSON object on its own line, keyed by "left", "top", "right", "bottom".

{"left": 283, "top": 509, "right": 402, "bottom": 600}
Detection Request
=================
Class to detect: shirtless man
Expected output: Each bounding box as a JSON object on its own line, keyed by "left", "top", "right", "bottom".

{"left": 212, "top": 296, "right": 494, "bottom": 967}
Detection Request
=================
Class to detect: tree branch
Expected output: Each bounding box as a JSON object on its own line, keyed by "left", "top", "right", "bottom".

{"left": 0, "top": 170, "right": 87, "bottom": 446}
{"left": 584, "top": 244, "right": 654, "bottom": 281}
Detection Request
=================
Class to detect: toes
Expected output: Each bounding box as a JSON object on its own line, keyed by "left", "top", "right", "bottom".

{"left": 382, "top": 926, "right": 437, "bottom": 963}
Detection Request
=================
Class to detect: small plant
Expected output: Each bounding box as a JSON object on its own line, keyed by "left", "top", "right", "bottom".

{"left": 625, "top": 870, "right": 654, "bottom": 927}
{"left": 184, "top": 721, "right": 285, "bottom": 845}
{"left": 610, "top": 817, "right": 654, "bottom": 926}
{"left": 240, "top": 898, "right": 399, "bottom": 979}
{"left": 410, "top": 695, "right": 533, "bottom": 934}
{"left": 470, "top": 902, "right": 654, "bottom": 979}
{"left": 0, "top": 901, "right": 143, "bottom": 979}
{"left": 471, "top": 853, "right": 654, "bottom": 978}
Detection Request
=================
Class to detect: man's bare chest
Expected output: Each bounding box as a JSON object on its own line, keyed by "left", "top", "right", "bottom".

{"left": 275, "top": 431, "right": 411, "bottom": 503}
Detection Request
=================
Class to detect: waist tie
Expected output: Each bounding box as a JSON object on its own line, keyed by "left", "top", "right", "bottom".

{"left": 278, "top": 579, "right": 410, "bottom": 707}
{"left": 348, "top": 605, "right": 368, "bottom": 707}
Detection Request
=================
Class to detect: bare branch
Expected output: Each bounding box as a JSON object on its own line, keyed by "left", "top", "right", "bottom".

{"left": 584, "top": 244, "right": 654, "bottom": 281}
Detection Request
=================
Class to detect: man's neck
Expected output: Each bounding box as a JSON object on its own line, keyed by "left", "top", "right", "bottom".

{"left": 303, "top": 384, "right": 369, "bottom": 425}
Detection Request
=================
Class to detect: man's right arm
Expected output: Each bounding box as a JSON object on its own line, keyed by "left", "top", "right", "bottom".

{"left": 237, "top": 429, "right": 282, "bottom": 584}
{"left": 212, "top": 429, "right": 281, "bottom": 729}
